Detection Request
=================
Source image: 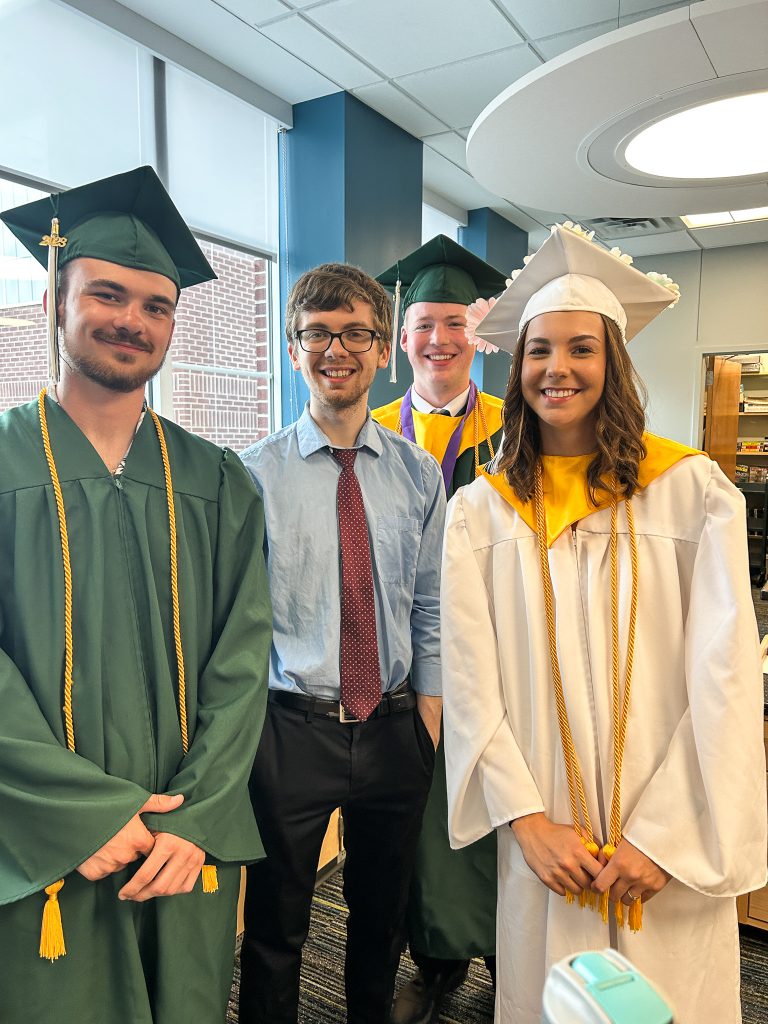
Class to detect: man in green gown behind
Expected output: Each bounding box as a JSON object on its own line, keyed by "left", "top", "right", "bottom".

{"left": 373, "top": 237, "right": 507, "bottom": 1024}
{"left": 0, "top": 167, "right": 272, "bottom": 1023}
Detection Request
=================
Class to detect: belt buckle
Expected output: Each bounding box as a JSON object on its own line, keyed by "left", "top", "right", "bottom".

{"left": 338, "top": 703, "right": 360, "bottom": 724}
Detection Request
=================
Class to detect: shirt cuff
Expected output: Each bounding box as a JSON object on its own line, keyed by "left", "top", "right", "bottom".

{"left": 410, "top": 665, "right": 442, "bottom": 697}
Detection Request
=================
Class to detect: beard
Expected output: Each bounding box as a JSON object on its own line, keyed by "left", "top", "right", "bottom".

{"left": 59, "top": 331, "right": 167, "bottom": 394}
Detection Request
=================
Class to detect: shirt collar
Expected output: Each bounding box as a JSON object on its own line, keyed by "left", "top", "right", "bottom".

{"left": 295, "top": 403, "right": 383, "bottom": 459}
{"left": 411, "top": 384, "right": 471, "bottom": 417}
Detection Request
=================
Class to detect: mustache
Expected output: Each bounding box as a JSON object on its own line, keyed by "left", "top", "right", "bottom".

{"left": 93, "top": 329, "right": 153, "bottom": 353}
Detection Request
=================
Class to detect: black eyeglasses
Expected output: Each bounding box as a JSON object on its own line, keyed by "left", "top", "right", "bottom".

{"left": 295, "top": 329, "right": 379, "bottom": 353}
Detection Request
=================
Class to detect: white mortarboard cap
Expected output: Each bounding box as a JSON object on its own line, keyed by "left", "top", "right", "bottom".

{"left": 469, "top": 224, "right": 680, "bottom": 354}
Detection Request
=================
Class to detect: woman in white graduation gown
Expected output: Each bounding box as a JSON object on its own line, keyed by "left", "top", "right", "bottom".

{"left": 441, "top": 223, "right": 767, "bottom": 1024}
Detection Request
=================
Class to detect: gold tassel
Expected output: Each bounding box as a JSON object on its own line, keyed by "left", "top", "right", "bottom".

{"left": 583, "top": 840, "right": 600, "bottom": 858}
{"left": 39, "top": 880, "right": 66, "bottom": 960}
{"left": 578, "top": 888, "right": 589, "bottom": 908}
{"left": 201, "top": 864, "right": 218, "bottom": 893}
{"left": 565, "top": 889, "right": 575, "bottom": 904}
{"left": 615, "top": 899, "right": 625, "bottom": 928}
{"left": 629, "top": 897, "right": 643, "bottom": 933}
{"left": 598, "top": 891, "right": 610, "bottom": 923}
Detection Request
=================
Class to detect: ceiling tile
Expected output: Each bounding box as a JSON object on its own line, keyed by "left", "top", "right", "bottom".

{"left": 261, "top": 15, "right": 382, "bottom": 88}
{"left": 497, "top": 0, "right": 619, "bottom": 39}
{"left": 515, "top": 205, "right": 572, "bottom": 229}
{"left": 457, "top": 127, "right": 471, "bottom": 139}
{"left": 610, "top": 230, "right": 701, "bottom": 256}
{"left": 115, "top": 0, "right": 337, "bottom": 102}
{"left": 422, "top": 132, "right": 469, "bottom": 171}
{"left": 619, "top": 0, "right": 690, "bottom": 16}
{"left": 352, "top": 82, "right": 446, "bottom": 137}
{"left": 535, "top": 21, "right": 616, "bottom": 60}
{"left": 396, "top": 45, "right": 540, "bottom": 129}
{"left": 618, "top": 1, "right": 691, "bottom": 27}
{"left": 216, "top": 0, "right": 290, "bottom": 24}
{"left": 691, "top": 221, "right": 768, "bottom": 249}
{"left": 305, "top": 0, "right": 524, "bottom": 77}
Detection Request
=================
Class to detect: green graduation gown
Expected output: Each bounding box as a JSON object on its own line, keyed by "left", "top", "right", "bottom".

{"left": 0, "top": 397, "right": 271, "bottom": 1023}
{"left": 372, "top": 393, "right": 500, "bottom": 960}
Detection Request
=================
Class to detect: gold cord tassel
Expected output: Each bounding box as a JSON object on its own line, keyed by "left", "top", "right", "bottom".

{"left": 201, "top": 864, "right": 219, "bottom": 893}
{"left": 39, "top": 881, "right": 66, "bottom": 961}
{"left": 629, "top": 895, "right": 643, "bottom": 932}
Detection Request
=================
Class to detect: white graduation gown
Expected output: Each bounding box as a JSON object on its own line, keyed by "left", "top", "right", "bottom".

{"left": 441, "top": 454, "right": 767, "bottom": 1024}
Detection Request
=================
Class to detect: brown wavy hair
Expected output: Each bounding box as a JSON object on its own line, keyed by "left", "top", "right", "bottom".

{"left": 496, "top": 314, "right": 647, "bottom": 504}
{"left": 285, "top": 263, "right": 392, "bottom": 351}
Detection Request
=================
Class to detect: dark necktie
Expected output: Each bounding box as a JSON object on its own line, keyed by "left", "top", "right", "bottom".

{"left": 430, "top": 409, "right": 452, "bottom": 416}
{"left": 332, "top": 449, "right": 381, "bottom": 721}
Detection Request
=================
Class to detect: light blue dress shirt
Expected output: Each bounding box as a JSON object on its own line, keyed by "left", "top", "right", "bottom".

{"left": 241, "top": 405, "right": 445, "bottom": 699}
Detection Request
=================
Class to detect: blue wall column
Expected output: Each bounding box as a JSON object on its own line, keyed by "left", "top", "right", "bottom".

{"left": 278, "top": 91, "right": 423, "bottom": 422}
{"left": 459, "top": 207, "right": 528, "bottom": 399}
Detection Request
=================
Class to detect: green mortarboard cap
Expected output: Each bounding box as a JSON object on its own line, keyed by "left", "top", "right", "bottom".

{"left": 377, "top": 234, "right": 507, "bottom": 310}
{"left": 0, "top": 165, "right": 216, "bottom": 290}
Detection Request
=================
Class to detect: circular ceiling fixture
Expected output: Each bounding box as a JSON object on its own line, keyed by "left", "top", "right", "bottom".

{"left": 466, "top": 0, "right": 768, "bottom": 217}
{"left": 624, "top": 92, "right": 768, "bottom": 180}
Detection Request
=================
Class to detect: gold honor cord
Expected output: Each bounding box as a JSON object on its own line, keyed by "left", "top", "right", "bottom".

{"left": 36, "top": 392, "right": 217, "bottom": 961}
{"left": 533, "top": 464, "right": 641, "bottom": 930}
{"left": 397, "top": 393, "right": 495, "bottom": 479}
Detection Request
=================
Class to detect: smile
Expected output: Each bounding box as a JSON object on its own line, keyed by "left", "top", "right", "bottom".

{"left": 426, "top": 353, "right": 454, "bottom": 362}
{"left": 542, "top": 388, "right": 580, "bottom": 398}
{"left": 321, "top": 368, "right": 354, "bottom": 378}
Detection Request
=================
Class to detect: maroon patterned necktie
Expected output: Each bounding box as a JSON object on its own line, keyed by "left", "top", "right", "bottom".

{"left": 332, "top": 448, "right": 381, "bottom": 721}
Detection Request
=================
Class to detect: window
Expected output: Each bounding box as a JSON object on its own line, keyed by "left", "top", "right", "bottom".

{"left": 161, "top": 240, "right": 273, "bottom": 449}
{"left": 0, "top": 0, "right": 280, "bottom": 437}
{"left": 422, "top": 203, "right": 463, "bottom": 243}
{"left": 0, "top": 177, "right": 48, "bottom": 414}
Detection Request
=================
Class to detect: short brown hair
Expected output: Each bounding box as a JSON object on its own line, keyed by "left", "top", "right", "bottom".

{"left": 497, "top": 314, "right": 647, "bottom": 504}
{"left": 285, "top": 263, "right": 392, "bottom": 348}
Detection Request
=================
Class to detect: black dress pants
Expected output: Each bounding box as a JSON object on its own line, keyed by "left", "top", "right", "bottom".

{"left": 239, "top": 701, "right": 435, "bottom": 1024}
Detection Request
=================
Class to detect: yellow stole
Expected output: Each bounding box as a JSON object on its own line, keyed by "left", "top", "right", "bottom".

{"left": 372, "top": 392, "right": 503, "bottom": 464}
{"left": 480, "top": 432, "right": 701, "bottom": 547}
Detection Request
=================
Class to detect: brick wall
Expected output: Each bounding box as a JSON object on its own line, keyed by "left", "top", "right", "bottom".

{"left": 0, "top": 240, "right": 272, "bottom": 451}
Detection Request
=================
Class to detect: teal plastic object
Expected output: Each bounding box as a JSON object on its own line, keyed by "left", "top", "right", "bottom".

{"left": 572, "top": 952, "right": 673, "bottom": 1023}
{"left": 542, "top": 949, "right": 674, "bottom": 1024}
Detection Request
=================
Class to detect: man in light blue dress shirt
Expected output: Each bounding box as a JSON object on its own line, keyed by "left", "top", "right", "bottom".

{"left": 238, "top": 263, "right": 446, "bottom": 1024}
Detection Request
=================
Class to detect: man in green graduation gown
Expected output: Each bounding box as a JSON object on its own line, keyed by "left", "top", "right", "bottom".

{"left": 0, "top": 166, "right": 272, "bottom": 1024}
{"left": 372, "top": 237, "right": 507, "bottom": 1024}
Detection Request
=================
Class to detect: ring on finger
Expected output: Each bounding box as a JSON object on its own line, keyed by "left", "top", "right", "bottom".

{"left": 626, "top": 888, "right": 638, "bottom": 901}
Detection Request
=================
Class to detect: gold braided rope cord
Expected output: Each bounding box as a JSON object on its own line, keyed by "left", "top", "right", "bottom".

{"left": 148, "top": 409, "right": 189, "bottom": 754}
{"left": 38, "top": 391, "right": 76, "bottom": 754}
{"left": 396, "top": 395, "right": 493, "bottom": 478}
{"left": 36, "top": 390, "right": 213, "bottom": 959}
{"left": 533, "top": 463, "right": 640, "bottom": 928}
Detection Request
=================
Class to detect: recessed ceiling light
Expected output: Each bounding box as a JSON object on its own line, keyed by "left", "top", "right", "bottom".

{"left": 681, "top": 212, "right": 734, "bottom": 228}
{"left": 731, "top": 206, "right": 768, "bottom": 222}
{"left": 625, "top": 92, "right": 768, "bottom": 179}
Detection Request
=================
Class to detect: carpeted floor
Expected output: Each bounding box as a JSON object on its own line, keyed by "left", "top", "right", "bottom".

{"left": 228, "top": 592, "right": 768, "bottom": 1021}
{"left": 228, "top": 869, "right": 768, "bottom": 1023}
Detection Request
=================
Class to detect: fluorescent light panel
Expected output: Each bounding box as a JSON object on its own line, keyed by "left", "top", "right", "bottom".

{"left": 682, "top": 207, "right": 768, "bottom": 229}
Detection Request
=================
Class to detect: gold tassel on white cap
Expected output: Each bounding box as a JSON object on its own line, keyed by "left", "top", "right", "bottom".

{"left": 389, "top": 277, "right": 401, "bottom": 384}
{"left": 39, "top": 217, "right": 67, "bottom": 384}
